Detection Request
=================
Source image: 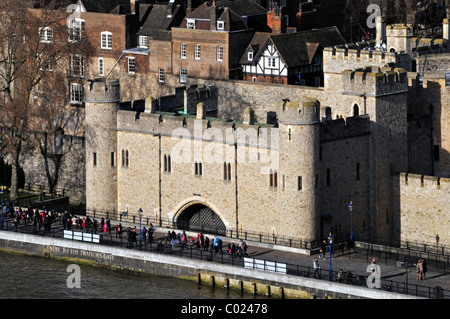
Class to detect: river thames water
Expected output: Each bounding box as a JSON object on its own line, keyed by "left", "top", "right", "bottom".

{"left": 0, "top": 251, "right": 263, "bottom": 300}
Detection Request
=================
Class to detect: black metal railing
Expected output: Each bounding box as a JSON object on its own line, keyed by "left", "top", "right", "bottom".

{"left": 1, "top": 218, "right": 448, "bottom": 299}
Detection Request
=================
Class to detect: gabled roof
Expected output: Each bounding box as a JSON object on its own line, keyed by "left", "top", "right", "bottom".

{"left": 69, "top": 0, "right": 130, "bottom": 13}
{"left": 213, "top": 0, "right": 267, "bottom": 16}
{"left": 242, "top": 26, "right": 346, "bottom": 67}
{"left": 180, "top": 2, "right": 248, "bottom": 32}
{"left": 240, "top": 32, "right": 271, "bottom": 64}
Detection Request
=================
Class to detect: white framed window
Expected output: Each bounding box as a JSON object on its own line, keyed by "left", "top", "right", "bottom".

{"left": 70, "top": 83, "right": 83, "bottom": 104}
{"left": 186, "top": 19, "right": 195, "bottom": 29}
{"left": 248, "top": 51, "right": 253, "bottom": 61}
{"left": 101, "top": 31, "right": 112, "bottom": 49}
{"left": 139, "top": 36, "right": 148, "bottom": 48}
{"left": 217, "top": 21, "right": 224, "bottom": 30}
{"left": 69, "top": 18, "right": 85, "bottom": 41}
{"left": 180, "top": 43, "right": 187, "bottom": 59}
{"left": 158, "top": 68, "right": 165, "bottom": 83}
{"left": 39, "top": 27, "right": 53, "bottom": 43}
{"left": 98, "top": 57, "right": 104, "bottom": 76}
{"left": 69, "top": 54, "right": 85, "bottom": 77}
{"left": 194, "top": 44, "right": 201, "bottom": 60}
{"left": 127, "top": 57, "right": 135, "bottom": 74}
{"left": 266, "top": 57, "right": 277, "bottom": 68}
{"left": 180, "top": 68, "right": 187, "bottom": 83}
{"left": 216, "top": 46, "right": 223, "bottom": 62}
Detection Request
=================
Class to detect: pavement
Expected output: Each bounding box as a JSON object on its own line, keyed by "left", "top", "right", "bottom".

{"left": 2, "top": 214, "right": 449, "bottom": 298}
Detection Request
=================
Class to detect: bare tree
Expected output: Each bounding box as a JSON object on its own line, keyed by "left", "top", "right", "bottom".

{"left": 0, "top": 0, "right": 93, "bottom": 200}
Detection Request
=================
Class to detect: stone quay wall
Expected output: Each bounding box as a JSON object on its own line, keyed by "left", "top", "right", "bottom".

{"left": 0, "top": 231, "right": 421, "bottom": 299}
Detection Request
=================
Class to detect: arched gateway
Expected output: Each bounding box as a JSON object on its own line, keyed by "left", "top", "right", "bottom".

{"left": 176, "top": 203, "right": 226, "bottom": 236}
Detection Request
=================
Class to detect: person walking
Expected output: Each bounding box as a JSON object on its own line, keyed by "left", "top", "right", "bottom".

{"left": 148, "top": 223, "right": 155, "bottom": 242}
{"left": 422, "top": 259, "right": 427, "bottom": 280}
{"left": 320, "top": 240, "right": 327, "bottom": 260}
{"left": 313, "top": 257, "right": 320, "bottom": 278}
{"left": 416, "top": 259, "right": 423, "bottom": 281}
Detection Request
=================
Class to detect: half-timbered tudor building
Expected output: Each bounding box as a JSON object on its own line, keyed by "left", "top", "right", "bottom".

{"left": 240, "top": 26, "right": 345, "bottom": 86}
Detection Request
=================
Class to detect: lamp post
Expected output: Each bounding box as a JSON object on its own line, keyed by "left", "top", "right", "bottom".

{"left": 349, "top": 201, "right": 353, "bottom": 242}
{"left": 0, "top": 186, "right": 4, "bottom": 231}
{"left": 138, "top": 208, "right": 143, "bottom": 250}
{"left": 328, "top": 232, "right": 333, "bottom": 282}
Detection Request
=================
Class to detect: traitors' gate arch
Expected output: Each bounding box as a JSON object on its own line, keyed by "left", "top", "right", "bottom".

{"left": 175, "top": 202, "right": 227, "bottom": 236}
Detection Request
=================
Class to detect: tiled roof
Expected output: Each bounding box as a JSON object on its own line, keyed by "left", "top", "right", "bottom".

{"left": 242, "top": 26, "right": 346, "bottom": 67}
{"left": 137, "top": 2, "right": 184, "bottom": 39}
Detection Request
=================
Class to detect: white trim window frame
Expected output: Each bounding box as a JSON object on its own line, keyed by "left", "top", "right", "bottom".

{"left": 158, "top": 68, "right": 165, "bottom": 83}
{"left": 127, "top": 57, "right": 136, "bottom": 74}
{"left": 69, "top": 18, "right": 85, "bottom": 42}
{"left": 101, "top": 31, "right": 112, "bottom": 49}
{"left": 69, "top": 54, "right": 85, "bottom": 77}
{"left": 266, "top": 56, "right": 277, "bottom": 69}
{"left": 39, "top": 27, "right": 53, "bottom": 43}
{"left": 194, "top": 44, "right": 201, "bottom": 60}
{"left": 139, "top": 35, "right": 148, "bottom": 48}
{"left": 180, "top": 68, "right": 187, "bottom": 83}
{"left": 70, "top": 83, "right": 83, "bottom": 104}
{"left": 180, "top": 43, "right": 187, "bottom": 59}
{"left": 216, "top": 46, "right": 224, "bottom": 62}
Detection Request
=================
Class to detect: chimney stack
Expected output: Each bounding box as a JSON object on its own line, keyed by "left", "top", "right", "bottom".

{"left": 130, "top": 0, "right": 140, "bottom": 17}
{"left": 210, "top": 1, "right": 217, "bottom": 31}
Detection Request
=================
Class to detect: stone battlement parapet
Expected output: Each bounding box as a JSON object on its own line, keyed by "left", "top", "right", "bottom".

{"left": 341, "top": 66, "right": 408, "bottom": 96}
{"left": 85, "top": 78, "right": 120, "bottom": 103}
{"left": 117, "top": 106, "right": 278, "bottom": 149}
{"left": 320, "top": 115, "right": 370, "bottom": 142}
{"left": 323, "top": 43, "right": 401, "bottom": 74}
{"left": 278, "top": 100, "right": 320, "bottom": 125}
{"left": 399, "top": 172, "right": 450, "bottom": 190}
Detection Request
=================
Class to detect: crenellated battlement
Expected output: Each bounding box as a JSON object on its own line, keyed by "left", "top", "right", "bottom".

{"left": 117, "top": 103, "right": 278, "bottom": 149}
{"left": 399, "top": 172, "right": 450, "bottom": 190}
{"left": 386, "top": 24, "right": 414, "bottom": 38}
{"left": 85, "top": 78, "right": 120, "bottom": 103}
{"left": 278, "top": 100, "right": 320, "bottom": 125}
{"left": 323, "top": 43, "right": 402, "bottom": 74}
{"left": 341, "top": 66, "right": 408, "bottom": 96}
{"left": 320, "top": 115, "right": 370, "bottom": 142}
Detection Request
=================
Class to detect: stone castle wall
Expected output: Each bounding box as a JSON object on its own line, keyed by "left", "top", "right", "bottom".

{"left": 397, "top": 173, "right": 450, "bottom": 246}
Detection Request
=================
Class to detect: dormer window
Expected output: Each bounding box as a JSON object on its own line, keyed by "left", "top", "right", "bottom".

{"left": 217, "top": 21, "right": 224, "bottom": 30}
{"left": 248, "top": 51, "right": 253, "bottom": 61}
{"left": 186, "top": 19, "right": 195, "bottom": 29}
{"left": 139, "top": 36, "right": 148, "bottom": 48}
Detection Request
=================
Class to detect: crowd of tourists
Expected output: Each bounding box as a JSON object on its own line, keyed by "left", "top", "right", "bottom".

{"left": 162, "top": 230, "right": 248, "bottom": 257}
{"left": 5, "top": 205, "right": 250, "bottom": 259}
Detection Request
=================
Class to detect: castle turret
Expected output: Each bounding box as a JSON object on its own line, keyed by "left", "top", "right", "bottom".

{"left": 84, "top": 78, "right": 120, "bottom": 213}
{"left": 277, "top": 99, "right": 320, "bottom": 241}
{"left": 376, "top": 16, "right": 386, "bottom": 46}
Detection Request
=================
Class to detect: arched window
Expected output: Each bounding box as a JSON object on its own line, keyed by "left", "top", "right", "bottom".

{"left": 353, "top": 104, "right": 359, "bottom": 117}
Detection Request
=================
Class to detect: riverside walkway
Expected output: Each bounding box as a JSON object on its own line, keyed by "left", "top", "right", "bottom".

{"left": 1, "top": 213, "right": 449, "bottom": 299}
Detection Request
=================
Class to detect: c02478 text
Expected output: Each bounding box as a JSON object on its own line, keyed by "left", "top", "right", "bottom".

{"left": 180, "top": 302, "right": 268, "bottom": 316}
